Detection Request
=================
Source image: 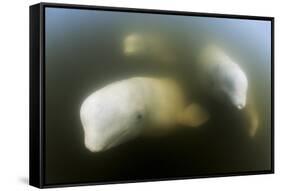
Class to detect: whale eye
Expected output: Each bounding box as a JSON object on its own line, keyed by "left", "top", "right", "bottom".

{"left": 136, "top": 113, "right": 143, "bottom": 120}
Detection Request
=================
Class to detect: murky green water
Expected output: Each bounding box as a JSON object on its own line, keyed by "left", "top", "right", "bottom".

{"left": 45, "top": 7, "right": 272, "bottom": 185}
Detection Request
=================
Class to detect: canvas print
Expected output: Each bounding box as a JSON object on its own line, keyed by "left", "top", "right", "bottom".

{"left": 30, "top": 3, "right": 273, "bottom": 187}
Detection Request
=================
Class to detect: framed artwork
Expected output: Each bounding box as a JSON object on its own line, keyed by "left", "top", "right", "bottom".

{"left": 30, "top": 2, "right": 274, "bottom": 188}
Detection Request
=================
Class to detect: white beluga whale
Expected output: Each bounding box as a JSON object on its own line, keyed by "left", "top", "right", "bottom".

{"left": 198, "top": 44, "right": 248, "bottom": 110}
{"left": 80, "top": 77, "right": 209, "bottom": 152}
{"left": 197, "top": 44, "right": 260, "bottom": 136}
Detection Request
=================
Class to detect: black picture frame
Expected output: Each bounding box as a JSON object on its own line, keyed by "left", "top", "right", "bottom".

{"left": 30, "top": 2, "right": 274, "bottom": 188}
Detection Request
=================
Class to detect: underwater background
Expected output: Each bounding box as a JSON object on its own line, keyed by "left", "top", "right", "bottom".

{"left": 45, "top": 7, "right": 272, "bottom": 185}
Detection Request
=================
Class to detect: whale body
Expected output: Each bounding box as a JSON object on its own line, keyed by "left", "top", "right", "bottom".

{"left": 80, "top": 77, "right": 209, "bottom": 152}
{"left": 197, "top": 45, "right": 260, "bottom": 136}
{"left": 198, "top": 45, "right": 248, "bottom": 110}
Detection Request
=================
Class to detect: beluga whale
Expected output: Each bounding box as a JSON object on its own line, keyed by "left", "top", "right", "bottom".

{"left": 80, "top": 77, "right": 209, "bottom": 152}
{"left": 197, "top": 44, "right": 248, "bottom": 110}
{"left": 197, "top": 44, "right": 259, "bottom": 136}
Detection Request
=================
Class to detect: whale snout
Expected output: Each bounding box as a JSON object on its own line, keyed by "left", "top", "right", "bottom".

{"left": 84, "top": 136, "right": 108, "bottom": 152}
{"left": 232, "top": 92, "right": 247, "bottom": 110}
{"left": 232, "top": 97, "right": 246, "bottom": 110}
{"left": 237, "top": 104, "right": 244, "bottom": 110}
{"left": 236, "top": 100, "right": 246, "bottom": 109}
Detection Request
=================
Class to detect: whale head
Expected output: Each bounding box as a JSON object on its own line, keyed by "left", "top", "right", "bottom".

{"left": 80, "top": 80, "right": 146, "bottom": 152}
{"left": 218, "top": 60, "right": 248, "bottom": 110}
{"left": 200, "top": 45, "right": 248, "bottom": 110}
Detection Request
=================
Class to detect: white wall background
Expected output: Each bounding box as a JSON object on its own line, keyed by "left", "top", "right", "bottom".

{"left": 0, "top": 0, "right": 279, "bottom": 190}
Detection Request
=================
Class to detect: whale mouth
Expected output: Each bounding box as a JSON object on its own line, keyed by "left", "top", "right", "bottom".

{"left": 85, "top": 124, "right": 141, "bottom": 152}
{"left": 104, "top": 128, "right": 134, "bottom": 150}
{"left": 85, "top": 129, "right": 130, "bottom": 152}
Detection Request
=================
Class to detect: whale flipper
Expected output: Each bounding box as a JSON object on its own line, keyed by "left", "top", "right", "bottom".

{"left": 177, "top": 103, "right": 209, "bottom": 127}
